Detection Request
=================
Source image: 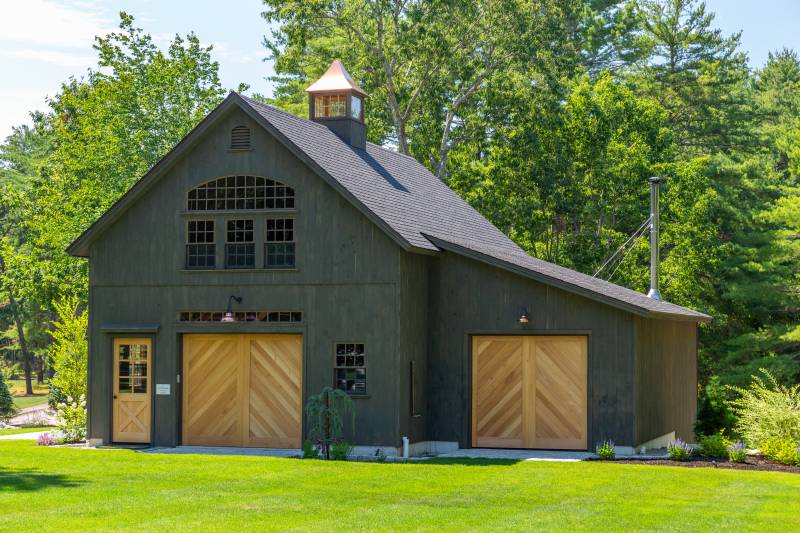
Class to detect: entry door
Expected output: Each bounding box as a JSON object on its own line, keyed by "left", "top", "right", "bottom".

{"left": 113, "top": 338, "right": 152, "bottom": 443}
{"left": 472, "top": 335, "right": 587, "bottom": 450}
{"left": 182, "top": 334, "right": 303, "bottom": 448}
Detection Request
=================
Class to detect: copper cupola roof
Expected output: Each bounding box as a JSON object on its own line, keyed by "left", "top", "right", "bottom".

{"left": 305, "top": 60, "right": 368, "bottom": 98}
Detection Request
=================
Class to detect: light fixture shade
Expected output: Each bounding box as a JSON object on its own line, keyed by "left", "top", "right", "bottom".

{"left": 221, "top": 311, "right": 236, "bottom": 323}
{"left": 518, "top": 307, "right": 530, "bottom": 324}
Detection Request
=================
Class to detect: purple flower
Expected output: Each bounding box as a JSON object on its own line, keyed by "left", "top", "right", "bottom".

{"left": 36, "top": 432, "right": 57, "bottom": 446}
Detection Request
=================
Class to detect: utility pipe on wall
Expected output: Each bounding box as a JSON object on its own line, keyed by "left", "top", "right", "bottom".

{"left": 647, "top": 176, "right": 662, "bottom": 300}
{"left": 402, "top": 436, "right": 409, "bottom": 458}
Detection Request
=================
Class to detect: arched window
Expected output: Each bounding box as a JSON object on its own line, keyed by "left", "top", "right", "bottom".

{"left": 187, "top": 175, "right": 295, "bottom": 211}
{"left": 230, "top": 125, "right": 251, "bottom": 150}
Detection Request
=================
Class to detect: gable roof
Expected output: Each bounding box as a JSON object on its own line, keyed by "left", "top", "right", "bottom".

{"left": 67, "top": 92, "right": 710, "bottom": 322}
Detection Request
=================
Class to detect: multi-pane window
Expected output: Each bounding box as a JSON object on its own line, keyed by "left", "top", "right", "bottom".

{"left": 265, "top": 218, "right": 295, "bottom": 268}
{"left": 334, "top": 343, "right": 366, "bottom": 396}
{"left": 186, "top": 220, "right": 215, "bottom": 269}
{"left": 117, "top": 343, "right": 148, "bottom": 394}
{"left": 179, "top": 311, "right": 302, "bottom": 323}
{"left": 314, "top": 94, "right": 346, "bottom": 117}
{"left": 225, "top": 219, "right": 254, "bottom": 268}
{"left": 187, "top": 175, "right": 295, "bottom": 211}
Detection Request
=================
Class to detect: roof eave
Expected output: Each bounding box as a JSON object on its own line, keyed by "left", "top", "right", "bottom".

{"left": 423, "top": 234, "right": 710, "bottom": 323}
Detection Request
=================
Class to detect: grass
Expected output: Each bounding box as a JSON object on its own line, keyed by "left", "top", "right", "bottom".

{"left": 8, "top": 378, "right": 49, "bottom": 410}
{"left": 0, "top": 426, "right": 56, "bottom": 436}
{"left": 1, "top": 442, "right": 799, "bottom": 531}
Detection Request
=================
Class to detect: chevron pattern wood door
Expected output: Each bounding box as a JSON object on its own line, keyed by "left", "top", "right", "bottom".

{"left": 471, "top": 336, "right": 527, "bottom": 448}
{"left": 182, "top": 334, "right": 303, "bottom": 448}
{"left": 534, "top": 337, "right": 588, "bottom": 450}
{"left": 113, "top": 338, "right": 151, "bottom": 443}
{"left": 182, "top": 335, "right": 246, "bottom": 446}
{"left": 248, "top": 335, "right": 303, "bottom": 448}
{"left": 472, "top": 336, "right": 587, "bottom": 450}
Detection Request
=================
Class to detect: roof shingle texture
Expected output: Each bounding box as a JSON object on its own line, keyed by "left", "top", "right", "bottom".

{"left": 241, "top": 95, "right": 708, "bottom": 320}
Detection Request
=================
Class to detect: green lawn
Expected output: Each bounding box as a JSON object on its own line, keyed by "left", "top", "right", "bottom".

{"left": 11, "top": 395, "right": 48, "bottom": 410}
{"left": 1, "top": 441, "right": 799, "bottom": 531}
{"left": 0, "top": 427, "right": 56, "bottom": 436}
{"left": 9, "top": 379, "right": 50, "bottom": 410}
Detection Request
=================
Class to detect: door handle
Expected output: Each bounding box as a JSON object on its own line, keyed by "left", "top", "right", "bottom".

{"left": 113, "top": 395, "right": 117, "bottom": 399}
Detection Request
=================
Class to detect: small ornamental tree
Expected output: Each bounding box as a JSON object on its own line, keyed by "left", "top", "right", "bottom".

{"left": 305, "top": 386, "right": 354, "bottom": 460}
{"left": 0, "top": 369, "right": 16, "bottom": 422}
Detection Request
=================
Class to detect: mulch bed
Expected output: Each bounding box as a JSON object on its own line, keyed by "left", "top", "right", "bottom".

{"left": 591, "top": 456, "right": 800, "bottom": 474}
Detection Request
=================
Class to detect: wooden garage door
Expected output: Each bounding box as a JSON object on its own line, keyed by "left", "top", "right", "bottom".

{"left": 472, "top": 336, "right": 587, "bottom": 450}
{"left": 182, "top": 334, "right": 302, "bottom": 448}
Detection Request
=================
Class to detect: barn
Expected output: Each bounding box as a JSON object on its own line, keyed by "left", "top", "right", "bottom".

{"left": 68, "top": 61, "right": 710, "bottom": 454}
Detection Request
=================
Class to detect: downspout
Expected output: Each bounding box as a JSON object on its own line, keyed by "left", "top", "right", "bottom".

{"left": 647, "top": 177, "right": 662, "bottom": 300}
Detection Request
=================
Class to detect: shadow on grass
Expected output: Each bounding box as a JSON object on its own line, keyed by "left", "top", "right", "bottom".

{"left": 0, "top": 467, "right": 84, "bottom": 492}
{"left": 422, "top": 458, "right": 522, "bottom": 466}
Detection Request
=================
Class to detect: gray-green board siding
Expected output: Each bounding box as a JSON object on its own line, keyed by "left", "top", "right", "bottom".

{"left": 634, "top": 317, "right": 697, "bottom": 444}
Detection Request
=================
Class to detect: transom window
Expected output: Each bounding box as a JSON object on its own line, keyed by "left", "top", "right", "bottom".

{"left": 186, "top": 220, "right": 215, "bottom": 269}
{"left": 265, "top": 218, "right": 295, "bottom": 268}
{"left": 187, "top": 175, "right": 295, "bottom": 211}
{"left": 179, "top": 311, "right": 302, "bottom": 323}
{"left": 225, "top": 219, "right": 254, "bottom": 268}
{"left": 314, "top": 94, "right": 346, "bottom": 118}
{"left": 334, "top": 343, "right": 366, "bottom": 396}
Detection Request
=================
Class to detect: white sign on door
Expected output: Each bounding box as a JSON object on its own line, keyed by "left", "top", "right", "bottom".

{"left": 155, "top": 383, "right": 171, "bottom": 395}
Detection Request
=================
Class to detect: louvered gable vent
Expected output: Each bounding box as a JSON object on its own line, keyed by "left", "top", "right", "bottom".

{"left": 230, "top": 125, "right": 251, "bottom": 150}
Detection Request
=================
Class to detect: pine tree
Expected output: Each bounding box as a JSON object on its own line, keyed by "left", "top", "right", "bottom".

{"left": 0, "top": 370, "right": 16, "bottom": 422}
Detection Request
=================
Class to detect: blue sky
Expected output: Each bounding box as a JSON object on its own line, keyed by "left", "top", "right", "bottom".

{"left": 1, "top": 0, "right": 799, "bottom": 139}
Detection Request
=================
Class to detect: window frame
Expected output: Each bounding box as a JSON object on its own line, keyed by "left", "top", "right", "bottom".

{"left": 333, "top": 342, "right": 367, "bottom": 397}
{"left": 185, "top": 219, "right": 216, "bottom": 270}
{"left": 264, "top": 217, "right": 296, "bottom": 269}
{"left": 224, "top": 218, "right": 256, "bottom": 269}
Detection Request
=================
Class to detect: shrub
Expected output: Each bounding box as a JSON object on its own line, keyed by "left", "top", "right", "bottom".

{"left": 0, "top": 369, "right": 16, "bottom": 422}
{"left": 56, "top": 396, "right": 86, "bottom": 443}
{"left": 595, "top": 440, "right": 615, "bottom": 460}
{"left": 37, "top": 432, "right": 57, "bottom": 446}
{"left": 305, "top": 387, "right": 354, "bottom": 460}
{"left": 48, "top": 298, "right": 88, "bottom": 404}
{"left": 727, "top": 441, "right": 747, "bottom": 463}
{"left": 330, "top": 440, "right": 353, "bottom": 461}
{"left": 667, "top": 439, "right": 692, "bottom": 461}
{"left": 696, "top": 432, "right": 730, "bottom": 459}
{"left": 761, "top": 437, "right": 800, "bottom": 465}
{"left": 48, "top": 383, "right": 67, "bottom": 410}
{"left": 727, "top": 369, "right": 800, "bottom": 447}
{"left": 302, "top": 439, "right": 320, "bottom": 459}
{"left": 695, "top": 376, "right": 737, "bottom": 437}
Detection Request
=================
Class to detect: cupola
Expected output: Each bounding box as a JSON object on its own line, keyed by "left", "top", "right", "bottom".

{"left": 306, "top": 60, "right": 367, "bottom": 149}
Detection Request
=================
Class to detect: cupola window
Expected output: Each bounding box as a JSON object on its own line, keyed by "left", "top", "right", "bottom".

{"left": 314, "top": 94, "right": 347, "bottom": 118}
{"left": 350, "top": 95, "right": 362, "bottom": 120}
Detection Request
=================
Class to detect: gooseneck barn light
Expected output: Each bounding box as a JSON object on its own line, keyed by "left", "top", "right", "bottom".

{"left": 518, "top": 307, "right": 530, "bottom": 324}
{"left": 221, "top": 295, "right": 243, "bottom": 322}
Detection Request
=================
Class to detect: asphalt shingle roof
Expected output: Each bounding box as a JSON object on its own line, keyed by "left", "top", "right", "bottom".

{"left": 239, "top": 95, "right": 709, "bottom": 321}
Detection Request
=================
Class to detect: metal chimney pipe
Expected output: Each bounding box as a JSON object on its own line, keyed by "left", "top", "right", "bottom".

{"left": 647, "top": 176, "right": 662, "bottom": 300}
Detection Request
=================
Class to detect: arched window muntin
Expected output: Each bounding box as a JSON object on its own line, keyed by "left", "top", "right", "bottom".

{"left": 187, "top": 175, "right": 296, "bottom": 211}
